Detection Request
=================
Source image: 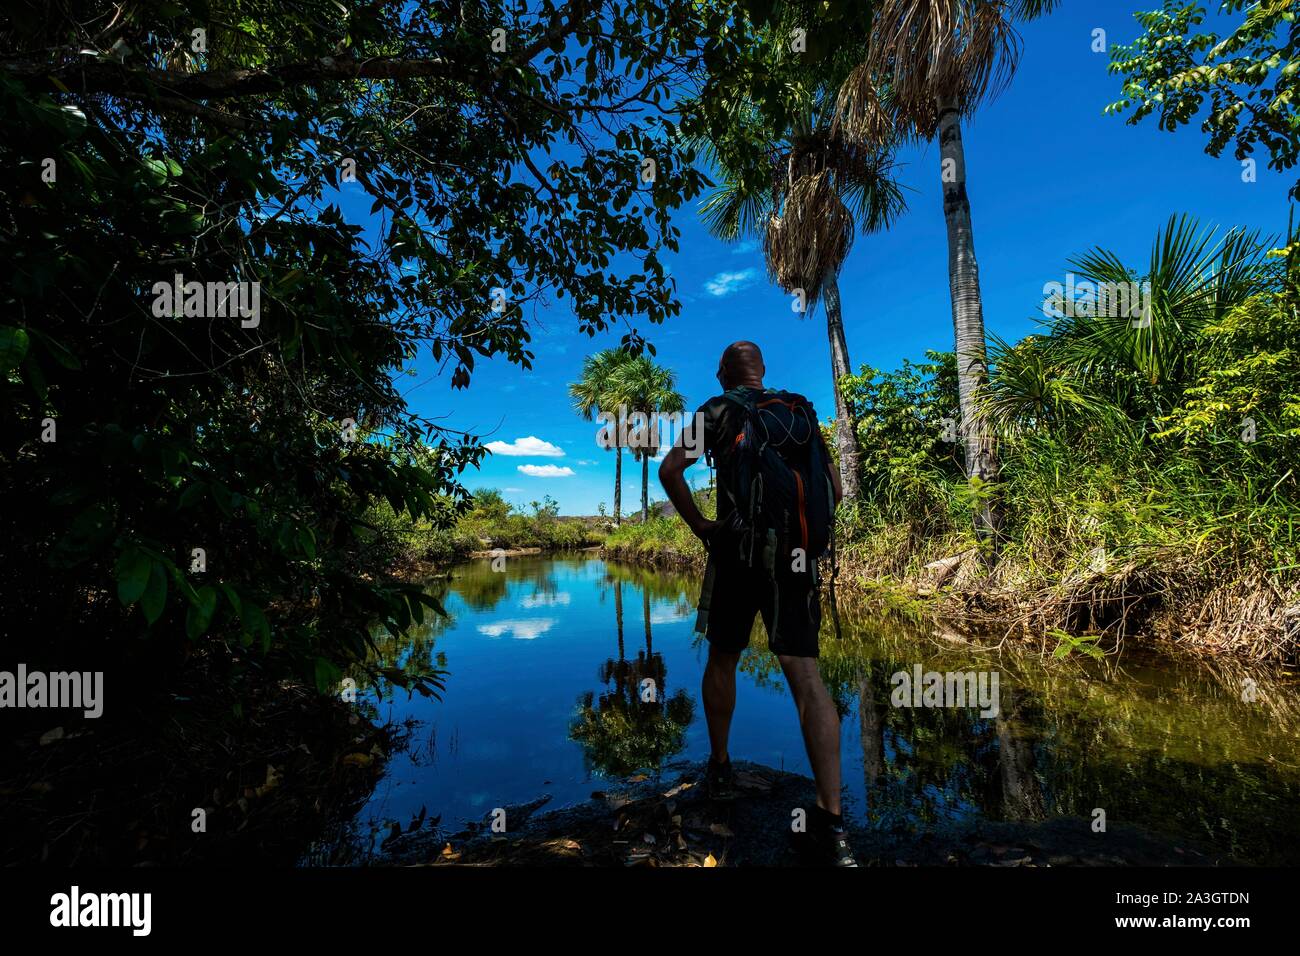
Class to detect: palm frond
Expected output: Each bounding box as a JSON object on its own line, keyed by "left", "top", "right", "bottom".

{"left": 763, "top": 170, "right": 855, "bottom": 307}
{"left": 833, "top": 63, "right": 909, "bottom": 145}
{"left": 1056, "top": 214, "right": 1273, "bottom": 394}
{"left": 699, "top": 176, "right": 771, "bottom": 242}
{"left": 839, "top": 155, "right": 910, "bottom": 234}
{"left": 1010, "top": 0, "right": 1063, "bottom": 21}
{"left": 863, "top": 0, "right": 1024, "bottom": 136}
{"left": 984, "top": 331, "right": 1119, "bottom": 435}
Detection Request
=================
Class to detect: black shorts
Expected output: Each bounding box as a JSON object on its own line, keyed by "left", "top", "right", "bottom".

{"left": 696, "top": 555, "right": 822, "bottom": 658}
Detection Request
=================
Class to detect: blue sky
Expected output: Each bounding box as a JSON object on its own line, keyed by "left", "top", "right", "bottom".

{"left": 397, "top": 1, "right": 1294, "bottom": 516}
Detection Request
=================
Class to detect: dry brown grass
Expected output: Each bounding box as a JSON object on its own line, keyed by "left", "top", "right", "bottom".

{"left": 838, "top": 545, "right": 1300, "bottom": 664}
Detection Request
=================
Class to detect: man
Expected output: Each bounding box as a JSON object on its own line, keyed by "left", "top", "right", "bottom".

{"left": 658, "top": 341, "right": 856, "bottom": 867}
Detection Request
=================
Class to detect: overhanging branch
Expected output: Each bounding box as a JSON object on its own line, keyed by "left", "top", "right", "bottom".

{"left": 6, "top": 54, "right": 457, "bottom": 100}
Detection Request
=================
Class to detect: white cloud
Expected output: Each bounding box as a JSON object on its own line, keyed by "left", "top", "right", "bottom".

{"left": 503, "top": 487, "right": 524, "bottom": 493}
{"left": 650, "top": 606, "right": 693, "bottom": 625}
{"left": 520, "top": 592, "right": 572, "bottom": 609}
{"left": 732, "top": 239, "right": 759, "bottom": 255}
{"left": 705, "top": 268, "right": 759, "bottom": 297}
{"left": 477, "top": 618, "right": 557, "bottom": 640}
{"left": 518, "top": 464, "right": 575, "bottom": 478}
{"left": 577, "top": 459, "right": 597, "bottom": 466}
{"left": 486, "top": 436, "right": 565, "bottom": 457}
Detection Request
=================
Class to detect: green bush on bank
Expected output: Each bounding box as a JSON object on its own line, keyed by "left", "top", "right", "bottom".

{"left": 820, "top": 213, "right": 1300, "bottom": 600}
{"left": 375, "top": 489, "right": 605, "bottom": 567}
{"left": 602, "top": 488, "right": 715, "bottom": 563}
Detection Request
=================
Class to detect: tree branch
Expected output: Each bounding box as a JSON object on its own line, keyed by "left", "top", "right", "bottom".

{"left": 6, "top": 54, "right": 456, "bottom": 100}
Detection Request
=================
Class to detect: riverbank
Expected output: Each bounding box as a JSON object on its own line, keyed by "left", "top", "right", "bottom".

{"left": 378, "top": 492, "right": 608, "bottom": 570}
{"left": 380, "top": 759, "right": 1228, "bottom": 867}
{"left": 600, "top": 515, "right": 1300, "bottom": 664}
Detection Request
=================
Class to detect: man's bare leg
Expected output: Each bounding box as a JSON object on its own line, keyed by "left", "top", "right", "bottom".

{"left": 778, "top": 654, "right": 842, "bottom": 815}
{"left": 702, "top": 646, "right": 741, "bottom": 762}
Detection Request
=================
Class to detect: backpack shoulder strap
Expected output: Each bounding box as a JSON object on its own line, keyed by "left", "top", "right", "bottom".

{"left": 705, "top": 389, "right": 753, "bottom": 468}
{"left": 718, "top": 387, "right": 759, "bottom": 411}
{"left": 754, "top": 389, "right": 808, "bottom": 409}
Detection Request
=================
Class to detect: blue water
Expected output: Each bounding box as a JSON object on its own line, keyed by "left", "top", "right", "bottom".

{"left": 352, "top": 557, "right": 825, "bottom": 829}
{"left": 326, "top": 556, "right": 1300, "bottom": 864}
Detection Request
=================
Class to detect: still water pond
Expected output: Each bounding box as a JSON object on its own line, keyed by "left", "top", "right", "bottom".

{"left": 324, "top": 556, "right": 1300, "bottom": 864}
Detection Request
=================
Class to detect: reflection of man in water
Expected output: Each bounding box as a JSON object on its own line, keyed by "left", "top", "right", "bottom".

{"left": 658, "top": 341, "right": 855, "bottom": 867}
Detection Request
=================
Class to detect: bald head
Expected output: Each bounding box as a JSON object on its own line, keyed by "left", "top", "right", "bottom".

{"left": 717, "top": 341, "right": 765, "bottom": 390}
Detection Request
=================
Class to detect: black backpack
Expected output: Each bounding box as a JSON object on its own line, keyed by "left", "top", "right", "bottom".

{"left": 708, "top": 389, "right": 835, "bottom": 581}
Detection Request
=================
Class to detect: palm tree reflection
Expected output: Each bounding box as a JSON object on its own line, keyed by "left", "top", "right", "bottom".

{"left": 570, "top": 574, "right": 694, "bottom": 778}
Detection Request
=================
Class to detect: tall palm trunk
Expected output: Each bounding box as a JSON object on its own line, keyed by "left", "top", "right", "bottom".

{"left": 614, "top": 579, "right": 624, "bottom": 661}
{"left": 858, "top": 663, "right": 885, "bottom": 791}
{"left": 937, "top": 97, "right": 1002, "bottom": 552}
{"left": 614, "top": 446, "right": 622, "bottom": 526}
{"left": 995, "top": 687, "right": 1044, "bottom": 821}
{"left": 640, "top": 451, "right": 649, "bottom": 521}
{"left": 822, "top": 273, "right": 862, "bottom": 501}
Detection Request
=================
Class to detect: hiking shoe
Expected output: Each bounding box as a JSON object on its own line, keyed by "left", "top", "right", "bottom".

{"left": 790, "top": 822, "right": 859, "bottom": 867}
{"left": 704, "top": 756, "right": 737, "bottom": 801}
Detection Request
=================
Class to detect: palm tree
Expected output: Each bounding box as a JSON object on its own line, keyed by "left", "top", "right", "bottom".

{"left": 569, "top": 349, "right": 631, "bottom": 526}
{"left": 607, "top": 355, "right": 685, "bottom": 521}
{"left": 700, "top": 94, "right": 905, "bottom": 501}
{"left": 1049, "top": 216, "right": 1271, "bottom": 407}
{"left": 983, "top": 216, "right": 1272, "bottom": 436}
{"left": 834, "top": 0, "right": 1061, "bottom": 550}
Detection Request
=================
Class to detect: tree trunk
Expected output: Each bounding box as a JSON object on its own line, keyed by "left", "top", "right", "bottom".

{"left": 642, "top": 587, "right": 652, "bottom": 655}
{"left": 936, "top": 96, "right": 1002, "bottom": 555}
{"left": 858, "top": 664, "right": 885, "bottom": 791}
{"left": 995, "top": 688, "right": 1044, "bottom": 822}
{"left": 822, "top": 273, "right": 861, "bottom": 501}
{"left": 614, "top": 579, "right": 624, "bottom": 660}
{"left": 614, "top": 446, "right": 622, "bottom": 527}
{"left": 640, "top": 452, "right": 649, "bottom": 521}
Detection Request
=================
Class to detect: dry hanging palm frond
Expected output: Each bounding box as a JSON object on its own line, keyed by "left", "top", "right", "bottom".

{"left": 832, "top": 64, "right": 896, "bottom": 146}
{"left": 861, "top": 0, "right": 1021, "bottom": 138}
{"left": 763, "top": 170, "right": 854, "bottom": 310}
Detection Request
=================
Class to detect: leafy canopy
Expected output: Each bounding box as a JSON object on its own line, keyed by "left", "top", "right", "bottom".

{"left": 0, "top": 0, "right": 738, "bottom": 694}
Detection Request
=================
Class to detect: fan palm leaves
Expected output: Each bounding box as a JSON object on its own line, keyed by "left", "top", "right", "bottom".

{"left": 1050, "top": 214, "right": 1274, "bottom": 405}
{"left": 701, "top": 96, "right": 906, "bottom": 306}
{"left": 985, "top": 215, "right": 1274, "bottom": 439}
{"left": 839, "top": 0, "right": 1042, "bottom": 140}
{"left": 982, "top": 332, "right": 1119, "bottom": 438}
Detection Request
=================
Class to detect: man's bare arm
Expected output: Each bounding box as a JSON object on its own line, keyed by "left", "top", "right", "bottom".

{"left": 658, "top": 445, "right": 717, "bottom": 540}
